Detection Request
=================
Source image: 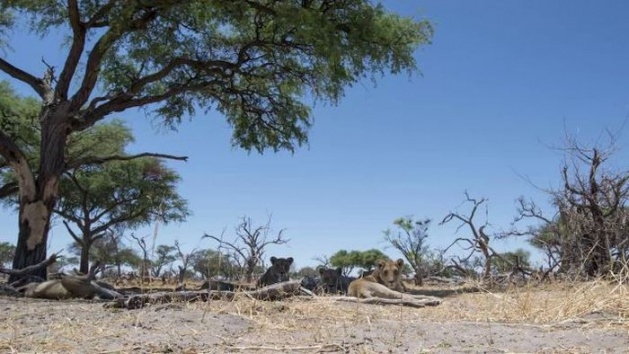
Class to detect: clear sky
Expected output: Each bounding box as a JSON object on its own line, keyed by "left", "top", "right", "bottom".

{"left": 1, "top": 1, "right": 628, "bottom": 271}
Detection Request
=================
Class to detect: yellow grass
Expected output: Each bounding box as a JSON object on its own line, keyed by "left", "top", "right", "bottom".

{"left": 1, "top": 279, "right": 627, "bottom": 353}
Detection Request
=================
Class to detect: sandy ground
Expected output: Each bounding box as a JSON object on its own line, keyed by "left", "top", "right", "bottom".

{"left": 1, "top": 286, "right": 628, "bottom": 353}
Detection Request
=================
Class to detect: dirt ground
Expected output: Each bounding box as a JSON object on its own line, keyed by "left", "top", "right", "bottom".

{"left": 1, "top": 281, "right": 628, "bottom": 353}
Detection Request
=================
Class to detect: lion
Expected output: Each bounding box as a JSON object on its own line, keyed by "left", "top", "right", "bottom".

{"left": 318, "top": 267, "right": 355, "bottom": 294}
{"left": 257, "top": 256, "right": 294, "bottom": 287}
{"left": 348, "top": 258, "right": 408, "bottom": 298}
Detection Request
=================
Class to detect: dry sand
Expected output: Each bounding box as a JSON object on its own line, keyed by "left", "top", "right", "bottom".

{"left": 1, "top": 281, "right": 628, "bottom": 353}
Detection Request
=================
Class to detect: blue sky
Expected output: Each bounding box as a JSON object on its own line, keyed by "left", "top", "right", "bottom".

{"left": 1, "top": 1, "right": 628, "bottom": 271}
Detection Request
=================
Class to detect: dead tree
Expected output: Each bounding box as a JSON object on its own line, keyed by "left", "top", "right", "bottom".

{"left": 314, "top": 255, "right": 332, "bottom": 267}
{"left": 513, "top": 132, "right": 629, "bottom": 278}
{"left": 440, "top": 192, "right": 513, "bottom": 279}
{"left": 173, "top": 240, "right": 199, "bottom": 284}
{"left": 130, "top": 233, "right": 151, "bottom": 283}
{"left": 203, "top": 215, "right": 289, "bottom": 283}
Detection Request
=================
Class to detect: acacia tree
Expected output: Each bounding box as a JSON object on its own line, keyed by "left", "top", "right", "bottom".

{"left": 329, "top": 248, "right": 389, "bottom": 276}
{"left": 191, "top": 248, "right": 239, "bottom": 280}
{"left": 68, "top": 230, "right": 142, "bottom": 276}
{"left": 0, "top": 1, "right": 432, "bottom": 281}
{"left": 0, "top": 85, "right": 188, "bottom": 275}
{"left": 55, "top": 121, "right": 189, "bottom": 274}
{"left": 203, "top": 215, "right": 289, "bottom": 282}
{"left": 151, "top": 244, "right": 176, "bottom": 278}
{"left": 383, "top": 216, "right": 431, "bottom": 285}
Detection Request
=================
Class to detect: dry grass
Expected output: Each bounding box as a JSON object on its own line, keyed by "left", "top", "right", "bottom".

{"left": 1, "top": 279, "right": 628, "bottom": 353}
{"left": 415, "top": 280, "right": 629, "bottom": 328}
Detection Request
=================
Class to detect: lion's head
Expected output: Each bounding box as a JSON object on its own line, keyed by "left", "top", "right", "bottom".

{"left": 268, "top": 256, "right": 293, "bottom": 281}
{"left": 373, "top": 258, "right": 404, "bottom": 288}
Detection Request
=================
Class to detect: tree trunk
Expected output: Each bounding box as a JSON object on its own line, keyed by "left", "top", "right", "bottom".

{"left": 8, "top": 105, "right": 70, "bottom": 284}
{"left": 9, "top": 207, "right": 51, "bottom": 283}
{"left": 414, "top": 271, "right": 423, "bottom": 286}
{"left": 178, "top": 265, "right": 185, "bottom": 284}
{"left": 245, "top": 259, "right": 256, "bottom": 283}
{"left": 79, "top": 241, "right": 92, "bottom": 274}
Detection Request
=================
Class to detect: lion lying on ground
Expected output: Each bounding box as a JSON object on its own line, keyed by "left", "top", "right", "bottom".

{"left": 343, "top": 258, "right": 441, "bottom": 307}
{"left": 348, "top": 258, "right": 406, "bottom": 297}
{"left": 257, "top": 256, "right": 294, "bottom": 287}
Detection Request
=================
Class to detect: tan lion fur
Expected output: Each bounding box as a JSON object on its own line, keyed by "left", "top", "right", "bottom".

{"left": 348, "top": 258, "right": 407, "bottom": 298}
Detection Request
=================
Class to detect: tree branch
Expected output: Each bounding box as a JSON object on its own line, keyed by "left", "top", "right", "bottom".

{"left": 71, "top": 9, "right": 159, "bottom": 110}
{"left": 0, "top": 181, "right": 18, "bottom": 199}
{"left": 66, "top": 152, "right": 188, "bottom": 169}
{"left": 1, "top": 252, "right": 60, "bottom": 277}
{"left": 0, "top": 58, "right": 49, "bottom": 99}
{"left": 56, "top": 0, "right": 87, "bottom": 100}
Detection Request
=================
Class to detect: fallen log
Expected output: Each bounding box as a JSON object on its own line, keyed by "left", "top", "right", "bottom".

{"left": 0, "top": 283, "right": 21, "bottom": 297}
{"left": 107, "top": 280, "right": 304, "bottom": 309}
{"left": 329, "top": 295, "right": 442, "bottom": 308}
{"left": 0, "top": 253, "right": 61, "bottom": 287}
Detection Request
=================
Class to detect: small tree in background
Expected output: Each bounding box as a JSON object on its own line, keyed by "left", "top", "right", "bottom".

{"left": 295, "top": 266, "right": 318, "bottom": 278}
{"left": 173, "top": 240, "right": 199, "bottom": 284}
{"left": 0, "top": 241, "right": 16, "bottom": 268}
{"left": 491, "top": 249, "right": 531, "bottom": 273}
{"left": 191, "top": 248, "right": 239, "bottom": 280}
{"left": 152, "top": 245, "right": 177, "bottom": 278}
{"left": 54, "top": 121, "right": 189, "bottom": 274}
{"left": 441, "top": 192, "right": 505, "bottom": 279}
{"left": 203, "top": 215, "right": 289, "bottom": 282}
{"left": 383, "top": 216, "right": 432, "bottom": 285}
{"left": 329, "top": 249, "right": 389, "bottom": 276}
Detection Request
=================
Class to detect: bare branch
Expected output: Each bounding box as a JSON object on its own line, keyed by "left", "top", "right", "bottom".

{"left": 66, "top": 152, "right": 188, "bottom": 170}
{"left": 0, "top": 252, "right": 61, "bottom": 277}
{"left": 0, "top": 58, "right": 50, "bottom": 98}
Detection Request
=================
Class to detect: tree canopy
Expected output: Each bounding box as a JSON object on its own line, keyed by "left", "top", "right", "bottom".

{"left": 0, "top": 1, "right": 432, "bottom": 152}
{"left": 329, "top": 248, "right": 389, "bottom": 275}
{"left": 0, "top": 0, "right": 432, "bottom": 280}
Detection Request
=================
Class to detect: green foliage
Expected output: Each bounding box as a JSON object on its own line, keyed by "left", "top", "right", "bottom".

{"left": 383, "top": 216, "right": 431, "bottom": 277}
{"left": 57, "top": 119, "right": 188, "bottom": 226}
{"left": 1, "top": 1, "right": 432, "bottom": 153}
{"left": 0, "top": 81, "right": 40, "bottom": 195}
{"left": 330, "top": 248, "right": 389, "bottom": 275}
{"left": 69, "top": 236, "right": 142, "bottom": 270}
{"left": 191, "top": 248, "right": 239, "bottom": 280}
{"left": 491, "top": 248, "right": 531, "bottom": 273}
{"left": 0, "top": 241, "right": 15, "bottom": 267}
{"left": 294, "top": 266, "right": 318, "bottom": 278}
{"left": 152, "top": 244, "right": 177, "bottom": 277}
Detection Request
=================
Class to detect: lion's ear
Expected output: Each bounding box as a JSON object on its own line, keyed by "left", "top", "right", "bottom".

{"left": 377, "top": 260, "right": 386, "bottom": 269}
{"left": 396, "top": 258, "right": 404, "bottom": 267}
{"left": 270, "top": 256, "right": 277, "bottom": 264}
{"left": 287, "top": 257, "right": 294, "bottom": 265}
{"left": 319, "top": 267, "right": 326, "bottom": 275}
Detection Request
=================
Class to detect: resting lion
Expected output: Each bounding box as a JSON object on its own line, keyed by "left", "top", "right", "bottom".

{"left": 257, "top": 256, "right": 294, "bottom": 287}
{"left": 348, "top": 258, "right": 408, "bottom": 298}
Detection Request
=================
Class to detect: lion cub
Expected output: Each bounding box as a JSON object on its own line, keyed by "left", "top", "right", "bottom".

{"left": 257, "top": 256, "right": 294, "bottom": 287}
{"left": 348, "top": 258, "right": 407, "bottom": 298}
